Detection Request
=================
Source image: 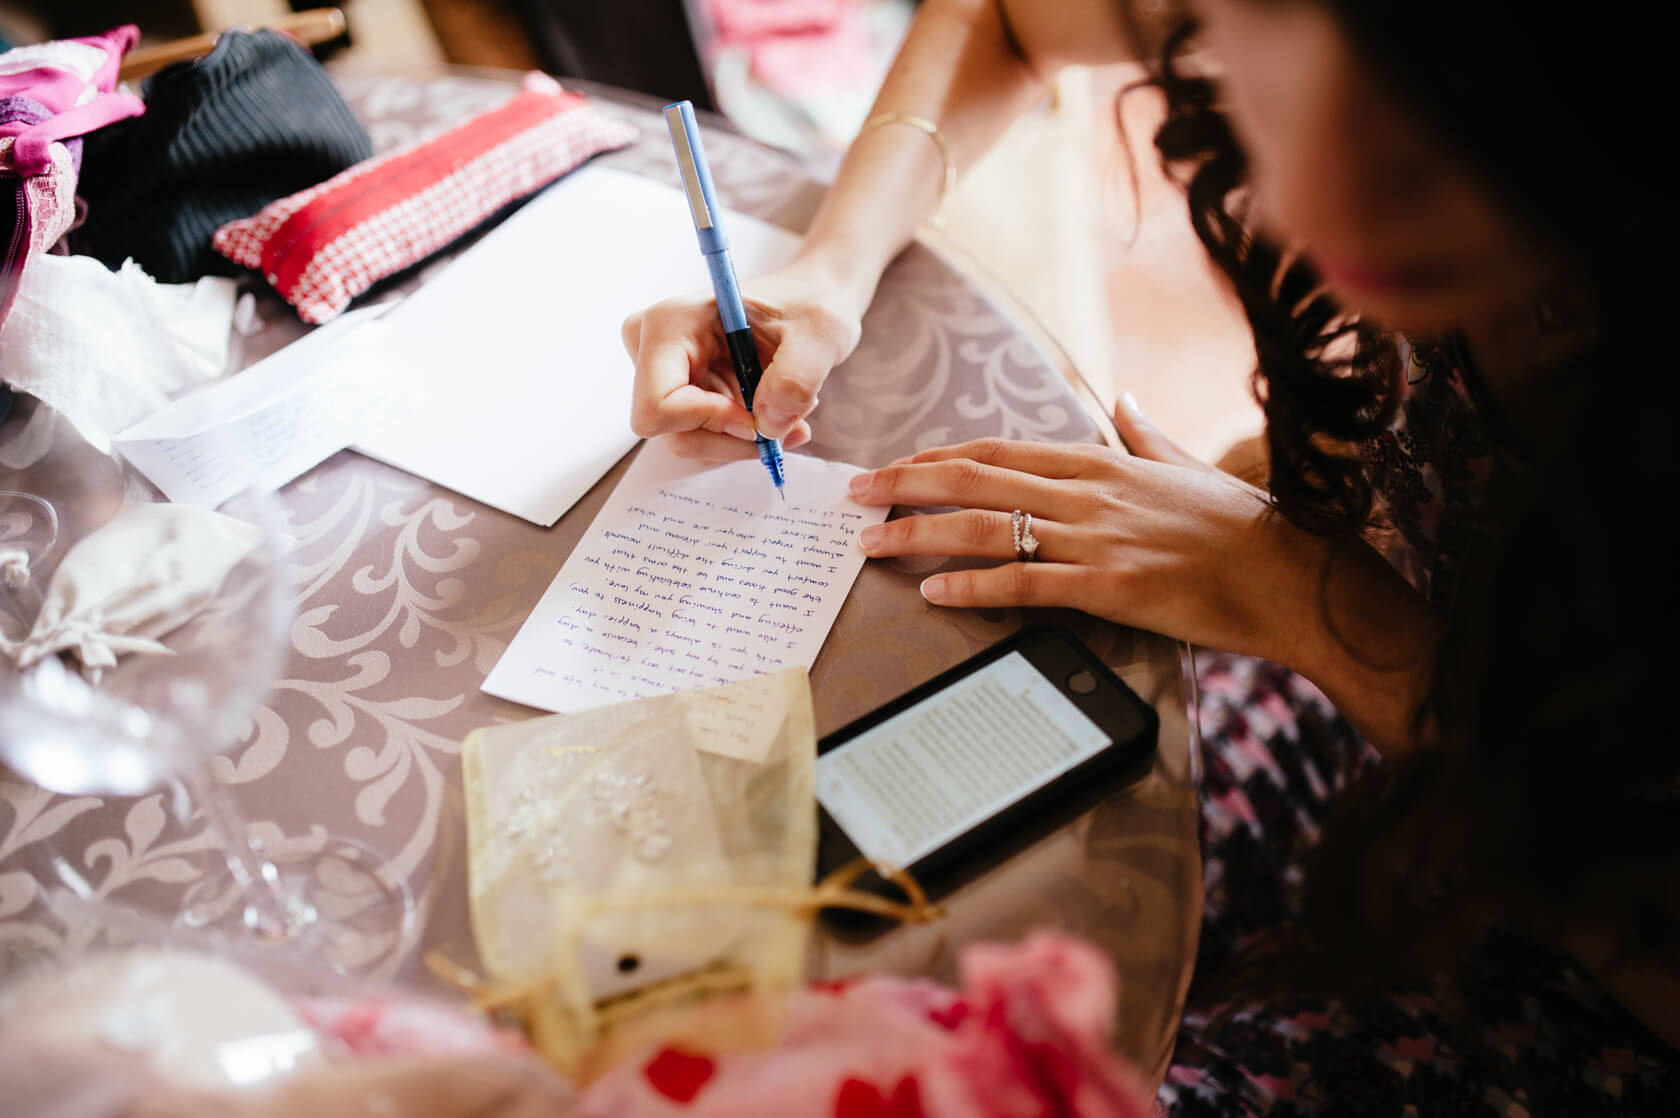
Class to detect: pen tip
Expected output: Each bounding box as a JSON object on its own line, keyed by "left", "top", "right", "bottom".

{"left": 778, "top": 488, "right": 786, "bottom": 501}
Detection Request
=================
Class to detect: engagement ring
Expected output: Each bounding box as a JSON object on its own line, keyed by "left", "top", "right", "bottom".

{"left": 1010, "top": 509, "right": 1039, "bottom": 561}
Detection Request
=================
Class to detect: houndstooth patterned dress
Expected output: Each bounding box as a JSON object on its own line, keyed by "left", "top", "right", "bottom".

{"left": 1159, "top": 337, "right": 1680, "bottom": 1117}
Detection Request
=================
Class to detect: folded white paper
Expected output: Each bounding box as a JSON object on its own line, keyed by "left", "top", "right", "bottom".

{"left": 114, "top": 306, "right": 399, "bottom": 508}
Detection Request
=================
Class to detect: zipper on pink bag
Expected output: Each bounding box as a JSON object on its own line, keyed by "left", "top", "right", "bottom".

{"left": 2, "top": 178, "right": 29, "bottom": 313}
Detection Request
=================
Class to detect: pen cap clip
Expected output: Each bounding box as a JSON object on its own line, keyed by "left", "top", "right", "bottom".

{"left": 663, "top": 101, "right": 727, "bottom": 254}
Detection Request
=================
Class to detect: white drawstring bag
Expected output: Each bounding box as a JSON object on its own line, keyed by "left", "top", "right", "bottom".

{"left": 4, "top": 502, "right": 264, "bottom": 678}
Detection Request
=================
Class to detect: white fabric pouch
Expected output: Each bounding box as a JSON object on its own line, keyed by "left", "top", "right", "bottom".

{"left": 4, "top": 503, "right": 263, "bottom": 677}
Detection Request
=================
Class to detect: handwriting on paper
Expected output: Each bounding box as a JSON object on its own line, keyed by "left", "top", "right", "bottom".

{"left": 684, "top": 670, "right": 800, "bottom": 763}
{"left": 116, "top": 307, "right": 399, "bottom": 508}
{"left": 583, "top": 493, "right": 855, "bottom": 678}
{"left": 482, "top": 440, "right": 888, "bottom": 714}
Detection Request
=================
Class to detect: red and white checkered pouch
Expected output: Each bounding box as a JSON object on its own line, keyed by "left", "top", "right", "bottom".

{"left": 212, "top": 73, "right": 638, "bottom": 325}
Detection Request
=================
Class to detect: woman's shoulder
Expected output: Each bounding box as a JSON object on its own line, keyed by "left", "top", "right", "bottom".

{"left": 1364, "top": 331, "right": 1490, "bottom": 454}
{"left": 1361, "top": 332, "right": 1499, "bottom": 605}
{"left": 1395, "top": 334, "right": 1480, "bottom": 401}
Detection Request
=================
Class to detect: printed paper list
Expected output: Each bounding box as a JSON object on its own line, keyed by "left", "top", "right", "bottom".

{"left": 482, "top": 440, "right": 888, "bottom": 712}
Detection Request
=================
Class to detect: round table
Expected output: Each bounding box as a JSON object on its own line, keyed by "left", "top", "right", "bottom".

{"left": 0, "top": 70, "right": 1203, "bottom": 1086}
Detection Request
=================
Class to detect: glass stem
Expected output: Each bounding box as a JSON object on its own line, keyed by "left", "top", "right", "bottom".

{"left": 179, "top": 763, "right": 315, "bottom": 940}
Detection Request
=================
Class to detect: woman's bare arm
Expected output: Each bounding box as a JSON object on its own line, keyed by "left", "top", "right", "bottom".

{"left": 626, "top": 0, "right": 1150, "bottom": 453}
{"left": 772, "top": 0, "right": 1143, "bottom": 418}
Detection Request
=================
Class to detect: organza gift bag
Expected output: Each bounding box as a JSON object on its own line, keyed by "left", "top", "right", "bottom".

{"left": 3, "top": 502, "right": 263, "bottom": 678}
{"left": 460, "top": 668, "right": 935, "bottom": 1080}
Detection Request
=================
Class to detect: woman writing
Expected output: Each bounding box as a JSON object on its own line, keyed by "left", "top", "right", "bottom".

{"left": 624, "top": 0, "right": 1679, "bottom": 1111}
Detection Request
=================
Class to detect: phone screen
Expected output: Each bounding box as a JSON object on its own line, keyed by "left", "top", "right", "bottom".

{"left": 814, "top": 650, "right": 1113, "bottom": 871}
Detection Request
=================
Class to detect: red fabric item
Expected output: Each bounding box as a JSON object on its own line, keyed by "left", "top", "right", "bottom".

{"left": 925, "top": 1001, "right": 970, "bottom": 1032}
{"left": 810, "top": 977, "right": 861, "bottom": 997}
{"left": 211, "top": 73, "right": 636, "bottom": 324}
{"left": 643, "top": 1047, "right": 718, "bottom": 1104}
{"left": 833, "top": 1075, "right": 925, "bottom": 1118}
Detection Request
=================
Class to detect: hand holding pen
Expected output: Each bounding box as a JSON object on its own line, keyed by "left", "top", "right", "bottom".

{"left": 663, "top": 100, "right": 788, "bottom": 496}
{"left": 621, "top": 108, "right": 863, "bottom": 468}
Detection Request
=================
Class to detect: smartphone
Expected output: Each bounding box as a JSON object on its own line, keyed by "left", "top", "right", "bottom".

{"left": 814, "top": 624, "right": 1158, "bottom": 933}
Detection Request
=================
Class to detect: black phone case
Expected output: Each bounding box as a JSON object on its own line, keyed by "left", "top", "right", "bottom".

{"left": 815, "top": 623, "right": 1159, "bottom": 938}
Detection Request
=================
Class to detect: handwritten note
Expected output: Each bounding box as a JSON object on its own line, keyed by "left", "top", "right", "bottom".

{"left": 115, "top": 307, "right": 402, "bottom": 508}
{"left": 481, "top": 440, "right": 888, "bottom": 713}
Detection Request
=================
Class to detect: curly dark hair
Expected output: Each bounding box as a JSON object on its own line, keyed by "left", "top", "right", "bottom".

{"left": 1120, "top": 1, "right": 1680, "bottom": 1014}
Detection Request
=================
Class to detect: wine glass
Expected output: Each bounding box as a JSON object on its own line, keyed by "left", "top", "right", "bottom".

{"left": 0, "top": 397, "right": 413, "bottom": 974}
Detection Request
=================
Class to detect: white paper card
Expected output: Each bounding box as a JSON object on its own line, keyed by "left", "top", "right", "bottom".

{"left": 352, "top": 166, "right": 802, "bottom": 527}
{"left": 115, "top": 307, "right": 399, "bottom": 508}
{"left": 482, "top": 440, "right": 887, "bottom": 712}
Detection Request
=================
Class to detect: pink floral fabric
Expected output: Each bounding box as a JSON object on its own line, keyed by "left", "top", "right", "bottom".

{"left": 580, "top": 931, "right": 1156, "bottom": 1118}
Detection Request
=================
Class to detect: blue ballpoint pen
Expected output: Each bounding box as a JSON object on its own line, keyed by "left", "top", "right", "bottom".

{"left": 663, "top": 100, "right": 787, "bottom": 499}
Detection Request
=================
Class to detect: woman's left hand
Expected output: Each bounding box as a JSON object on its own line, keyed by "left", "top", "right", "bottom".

{"left": 847, "top": 396, "right": 1328, "bottom": 666}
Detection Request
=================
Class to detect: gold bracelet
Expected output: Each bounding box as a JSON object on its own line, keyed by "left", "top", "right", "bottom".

{"left": 855, "top": 111, "right": 957, "bottom": 210}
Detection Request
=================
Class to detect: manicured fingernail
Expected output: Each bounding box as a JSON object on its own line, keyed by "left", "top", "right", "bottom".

{"left": 757, "top": 407, "right": 793, "bottom": 434}
{"left": 727, "top": 421, "right": 757, "bottom": 441}
{"left": 858, "top": 524, "right": 883, "bottom": 552}
{"left": 1120, "top": 391, "right": 1143, "bottom": 414}
{"left": 848, "top": 472, "right": 873, "bottom": 497}
{"left": 920, "top": 576, "right": 949, "bottom": 603}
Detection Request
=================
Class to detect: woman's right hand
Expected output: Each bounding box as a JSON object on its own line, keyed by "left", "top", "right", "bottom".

{"left": 622, "top": 262, "right": 865, "bottom": 461}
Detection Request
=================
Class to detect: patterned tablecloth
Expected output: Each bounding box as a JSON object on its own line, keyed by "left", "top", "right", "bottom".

{"left": 0, "top": 71, "right": 1202, "bottom": 1084}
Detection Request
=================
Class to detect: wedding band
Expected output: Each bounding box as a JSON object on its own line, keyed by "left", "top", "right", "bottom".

{"left": 1010, "top": 509, "right": 1039, "bottom": 561}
